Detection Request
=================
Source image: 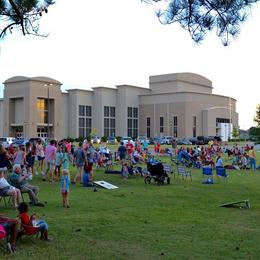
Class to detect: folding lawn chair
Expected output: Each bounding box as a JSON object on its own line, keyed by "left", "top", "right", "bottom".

{"left": 177, "top": 166, "right": 192, "bottom": 181}
{"left": 202, "top": 167, "right": 213, "bottom": 183}
{"left": 216, "top": 167, "right": 228, "bottom": 181}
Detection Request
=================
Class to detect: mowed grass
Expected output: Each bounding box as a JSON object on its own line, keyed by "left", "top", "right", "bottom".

{"left": 1, "top": 150, "right": 260, "bottom": 259}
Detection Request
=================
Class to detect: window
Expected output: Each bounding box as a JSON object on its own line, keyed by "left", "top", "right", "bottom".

{"left": 146, "top": 117, "right": 151, "bottom": 138}
{"left": 127, "top": 107, "right": 138, "bottom": 138}
{"left": 104, "top": 106, "right": 116, "bottom": 137}
{"left": 193, "top": 116, "right": 196, "bottom": 137}
{"left": 78, "top": 105, "right": 92, "bottom": 138}
{"left": 216, "top": 118, "right": 231, "bottom": 123}
{"left": 173, "top": 116, "right": 178, "bottom": 138}
{"left": 36, "top": 98, "right": 48, "bottom": 124}
{"left": 160, "top": 116, "right": 164, "bottom": 133}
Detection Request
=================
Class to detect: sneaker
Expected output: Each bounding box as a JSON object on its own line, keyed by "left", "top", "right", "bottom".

{"left": 35, "top": 202, "right": 45, "bottom": 207}
{"left": 35, "top": 171, "right": 39, "bottom": 176}
{"left": 6, "top": 242, "right": 13, "bottom": 253}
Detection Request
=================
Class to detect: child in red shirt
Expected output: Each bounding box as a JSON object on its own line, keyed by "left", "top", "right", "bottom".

{"left": 17, "top": 202, "right": 50, "bottom": 240}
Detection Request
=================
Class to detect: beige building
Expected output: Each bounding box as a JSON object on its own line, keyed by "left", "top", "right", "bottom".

{"left": 0, "top": 73, "right": 238, "bottom": 141}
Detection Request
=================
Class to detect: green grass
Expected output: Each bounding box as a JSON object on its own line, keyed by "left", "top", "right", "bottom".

{"left": 1, "top": 152, "right": 260, "bottom": 259}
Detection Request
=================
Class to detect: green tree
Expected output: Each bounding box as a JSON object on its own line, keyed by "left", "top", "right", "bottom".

{"left": 0, "top": 0, "right": 54, "bottom": 39}
{"left": 232, "top": 126, "right": 240, "bottom": 140}
{"left": 90, "top": 128, "right": 98, "bottom": 138}
{"left": 143, "top": 0, "right": 260, "bottom": 45}
{"left": 253, "top": 104, "right": 260, "bottom": 143}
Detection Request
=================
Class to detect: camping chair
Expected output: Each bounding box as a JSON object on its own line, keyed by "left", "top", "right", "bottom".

{"left": 163, "top": 164, "right": 175, "bottom": 178}
{"left": 0, "top": 194, "right": 11, "bottom": 208}
{"left": 176, "top": 166, "right": 192, "bottom": 181}
{"left": 202, "top": 167, "right": 213, "bottom": 183}
{"left": 17, "top": 223, "right": 40, "bottom": 241}
{"left": 216, "top": 167, "right": 228, "bottom": 181}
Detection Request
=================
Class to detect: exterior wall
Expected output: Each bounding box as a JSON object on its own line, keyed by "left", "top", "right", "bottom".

{"left": 93, "top": 87, "right": 117, "bottom": 137}
{"left": 1, "top": 73, "right": 239, "bottom": 140}
{"left": 3, "top": 76, "right": 63, "bottom": 139}
{"left": 67, "top": 89, "right": 93, "bottom": 138}
{"left": 139, "top": 92, "right": 238, "bottom": 138}
{"left": 116, "top": 85, "right": 150, "bottom": 137}
{"left": 0, "top": 99, "right": 3, "bottom": 136}
{"left": 60, "top": 93, "right": 69, "bottom": 138}
{"left": 149, "top": 72, "right": 213, "bottom": 95}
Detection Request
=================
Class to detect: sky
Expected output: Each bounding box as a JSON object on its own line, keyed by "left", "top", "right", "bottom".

{"left": 0, "top": 0, "right": 259, "bottom": 130}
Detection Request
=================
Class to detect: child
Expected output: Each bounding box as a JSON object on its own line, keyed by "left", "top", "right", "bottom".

{"left": 17, "top": 202, "right": 50, "bottom": 240}
{"left": 60, "top": 169, "right": 70, "bottom": 208}
{"left": 122, "top": 163, "right": 129, "bottom": 180}
{"left": 55, "top": 146, "right": 63, "bottom": 181}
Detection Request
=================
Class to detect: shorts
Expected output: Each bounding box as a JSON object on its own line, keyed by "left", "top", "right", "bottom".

{"left": 0, "top": 186, "right": 14, "bottom": 196}
{"left": 37, "top": 156, "right": 45, "bottom": 161}
{"left": 46, "top": 160, "right": 55, "bottom": 171}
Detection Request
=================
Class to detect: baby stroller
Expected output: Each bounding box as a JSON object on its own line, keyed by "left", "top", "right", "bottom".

{"left": 145, "top": 161, "right": 170, "bottom": 185}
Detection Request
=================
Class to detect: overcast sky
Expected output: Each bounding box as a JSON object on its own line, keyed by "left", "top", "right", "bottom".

{"left": 0, "top": 0, "right": 259, "bottom": 129}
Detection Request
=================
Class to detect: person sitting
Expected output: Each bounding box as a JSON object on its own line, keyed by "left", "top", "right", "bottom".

{"left": 17, "top": 202, "right": 51, "bottom": 241}
{"left": 0, "top": 169, "right": 21, "bottom": 208}
{"left": 9, "top": 164, "right": 44, "bottom": 207}
{"left": 0, "top": 215, "right": 18, "bottom": 252}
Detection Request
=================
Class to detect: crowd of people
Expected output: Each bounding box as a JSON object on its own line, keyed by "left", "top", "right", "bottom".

{"left": 0, "top": 137, "right": 259, "bottom": 253}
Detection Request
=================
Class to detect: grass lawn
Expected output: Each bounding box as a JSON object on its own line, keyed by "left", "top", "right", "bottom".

{"left": 1, "top": 148, "right": 260, "bottom": 259}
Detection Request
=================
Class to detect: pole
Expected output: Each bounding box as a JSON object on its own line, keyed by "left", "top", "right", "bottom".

{"left": 47, "top": 86, "right": 50, "bottom": 138}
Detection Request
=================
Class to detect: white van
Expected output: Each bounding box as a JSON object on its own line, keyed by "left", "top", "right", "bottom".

{"left": 0, "top": 137, "right": 15, "bottom": 147}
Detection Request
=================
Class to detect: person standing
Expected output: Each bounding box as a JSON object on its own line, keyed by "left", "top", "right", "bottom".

{"left": 43, "top": 140, "right": 57, "bottom": 182}
{"left": 72, "top": 142, "right": 85, "bottom": 184}
{"left": 35, "top": 139, "right": 45, "bottom": 176}
{"left": 118, "top": 142, "right": 127, "bottom": 162}
{"left": 248, "top": 146, "right": 256, "bottom": 171}
{"left": 60, "top": 169, "right": 70, "bottom": 208}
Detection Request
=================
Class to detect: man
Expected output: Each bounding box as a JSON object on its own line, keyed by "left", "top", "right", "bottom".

{"left": 118, "top": 142, "right": 127, "bottom": 161}
{"left": 9, "top": 164, "right": 44, "bottom": 207}
{"left": 72, "top": 142, "right": 85, "bottom": 184}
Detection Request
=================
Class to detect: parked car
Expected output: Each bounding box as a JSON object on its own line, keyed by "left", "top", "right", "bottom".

{"left": 107, "top": 136, "right": 117, "bottom": 145}
{"left": 136, "top": 136, "right": 149, "bottom": 144}
{"left": 153, "top": 137, "right": 164, "bottom": 144}
{"left": 177, "top": 138, "right": 192, "bottom": 145}
{"left": 0, "top": 137, "right": 15, "bottom": 148}
{"left": 91, "top": 136, "right": 101, "bottom": 144}
{"left": 161, "top": 136, "right": 173, "bottom": 145}
{"left": 12, "top": 138, "right": 29, "bottom": 148}
{"left": 121, "top": 137, "right": 134, "bottom": 145}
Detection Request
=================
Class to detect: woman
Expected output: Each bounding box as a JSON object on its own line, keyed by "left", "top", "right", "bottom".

{"left": 0, "top": 169, "right": 22, "bottom": 208}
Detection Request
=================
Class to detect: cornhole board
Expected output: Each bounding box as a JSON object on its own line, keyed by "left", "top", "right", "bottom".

{"left": 94, "top": 181, "right": 118, "bottom": 189}
{"left": 220, "top": 199, "right": 250, "bottom": 209}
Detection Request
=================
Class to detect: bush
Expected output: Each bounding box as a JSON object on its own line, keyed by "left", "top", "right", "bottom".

{"left": 116, "top": 136, "right": 122, "bottom": 143}
{"left": 101, "top": 136, "right": 107, "bottom": 142}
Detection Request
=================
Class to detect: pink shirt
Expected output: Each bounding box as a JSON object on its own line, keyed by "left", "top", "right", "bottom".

{"left": 45, "top": 144, "right": 57, "bottom": 162}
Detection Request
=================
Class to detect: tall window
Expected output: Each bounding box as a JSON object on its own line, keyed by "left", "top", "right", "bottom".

{"left": 173, "top": 116, "right": 178, "bottom": 138}
{"left": 127, "top": 107, "right": 138, "bottom": 138}
{"left": 193, "top": 116, "right": 197, "bottom": 137}
{"left": 78, "top": 105, "right": 92, "bottom": 138}
{"left": 36, "top": 99, "right": 48, "bottom": 124}
{"left": 146, "top": 117, "right": 151, "bottom": 138}
{"left": 160, "top": 116, "right": 164, "bottom": 133}
{"left": 104, "top": 106, "right": 116, "bottom": 137}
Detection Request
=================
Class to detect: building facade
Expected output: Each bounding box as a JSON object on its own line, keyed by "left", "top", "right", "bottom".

{"left": 0, "top": 73, "right": 238, "bottom": 141}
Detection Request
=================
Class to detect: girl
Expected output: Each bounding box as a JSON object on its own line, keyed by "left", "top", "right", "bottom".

{"left": 35, "top": 139, "right": 45, "bottom": 176}
{"left": 17, "top": 202, "right": 50, "bottom": 240}
{"left": 55, "top": 146, "right": 63, "bottom": 181}
{"left": 60, "top": 169, "right": 70, "bottom": 208}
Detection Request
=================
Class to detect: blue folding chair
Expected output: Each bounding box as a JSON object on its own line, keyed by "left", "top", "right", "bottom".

{"left": 216, "top": 167, "right": 228, "bottom": 181}
{"left": 202, "top": 167, "right": 213, "bottom": 183}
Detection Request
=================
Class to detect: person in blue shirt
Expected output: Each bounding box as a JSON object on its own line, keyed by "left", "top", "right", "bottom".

{"left": 60, "top": 169, "right": 70, "bottom": 208}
